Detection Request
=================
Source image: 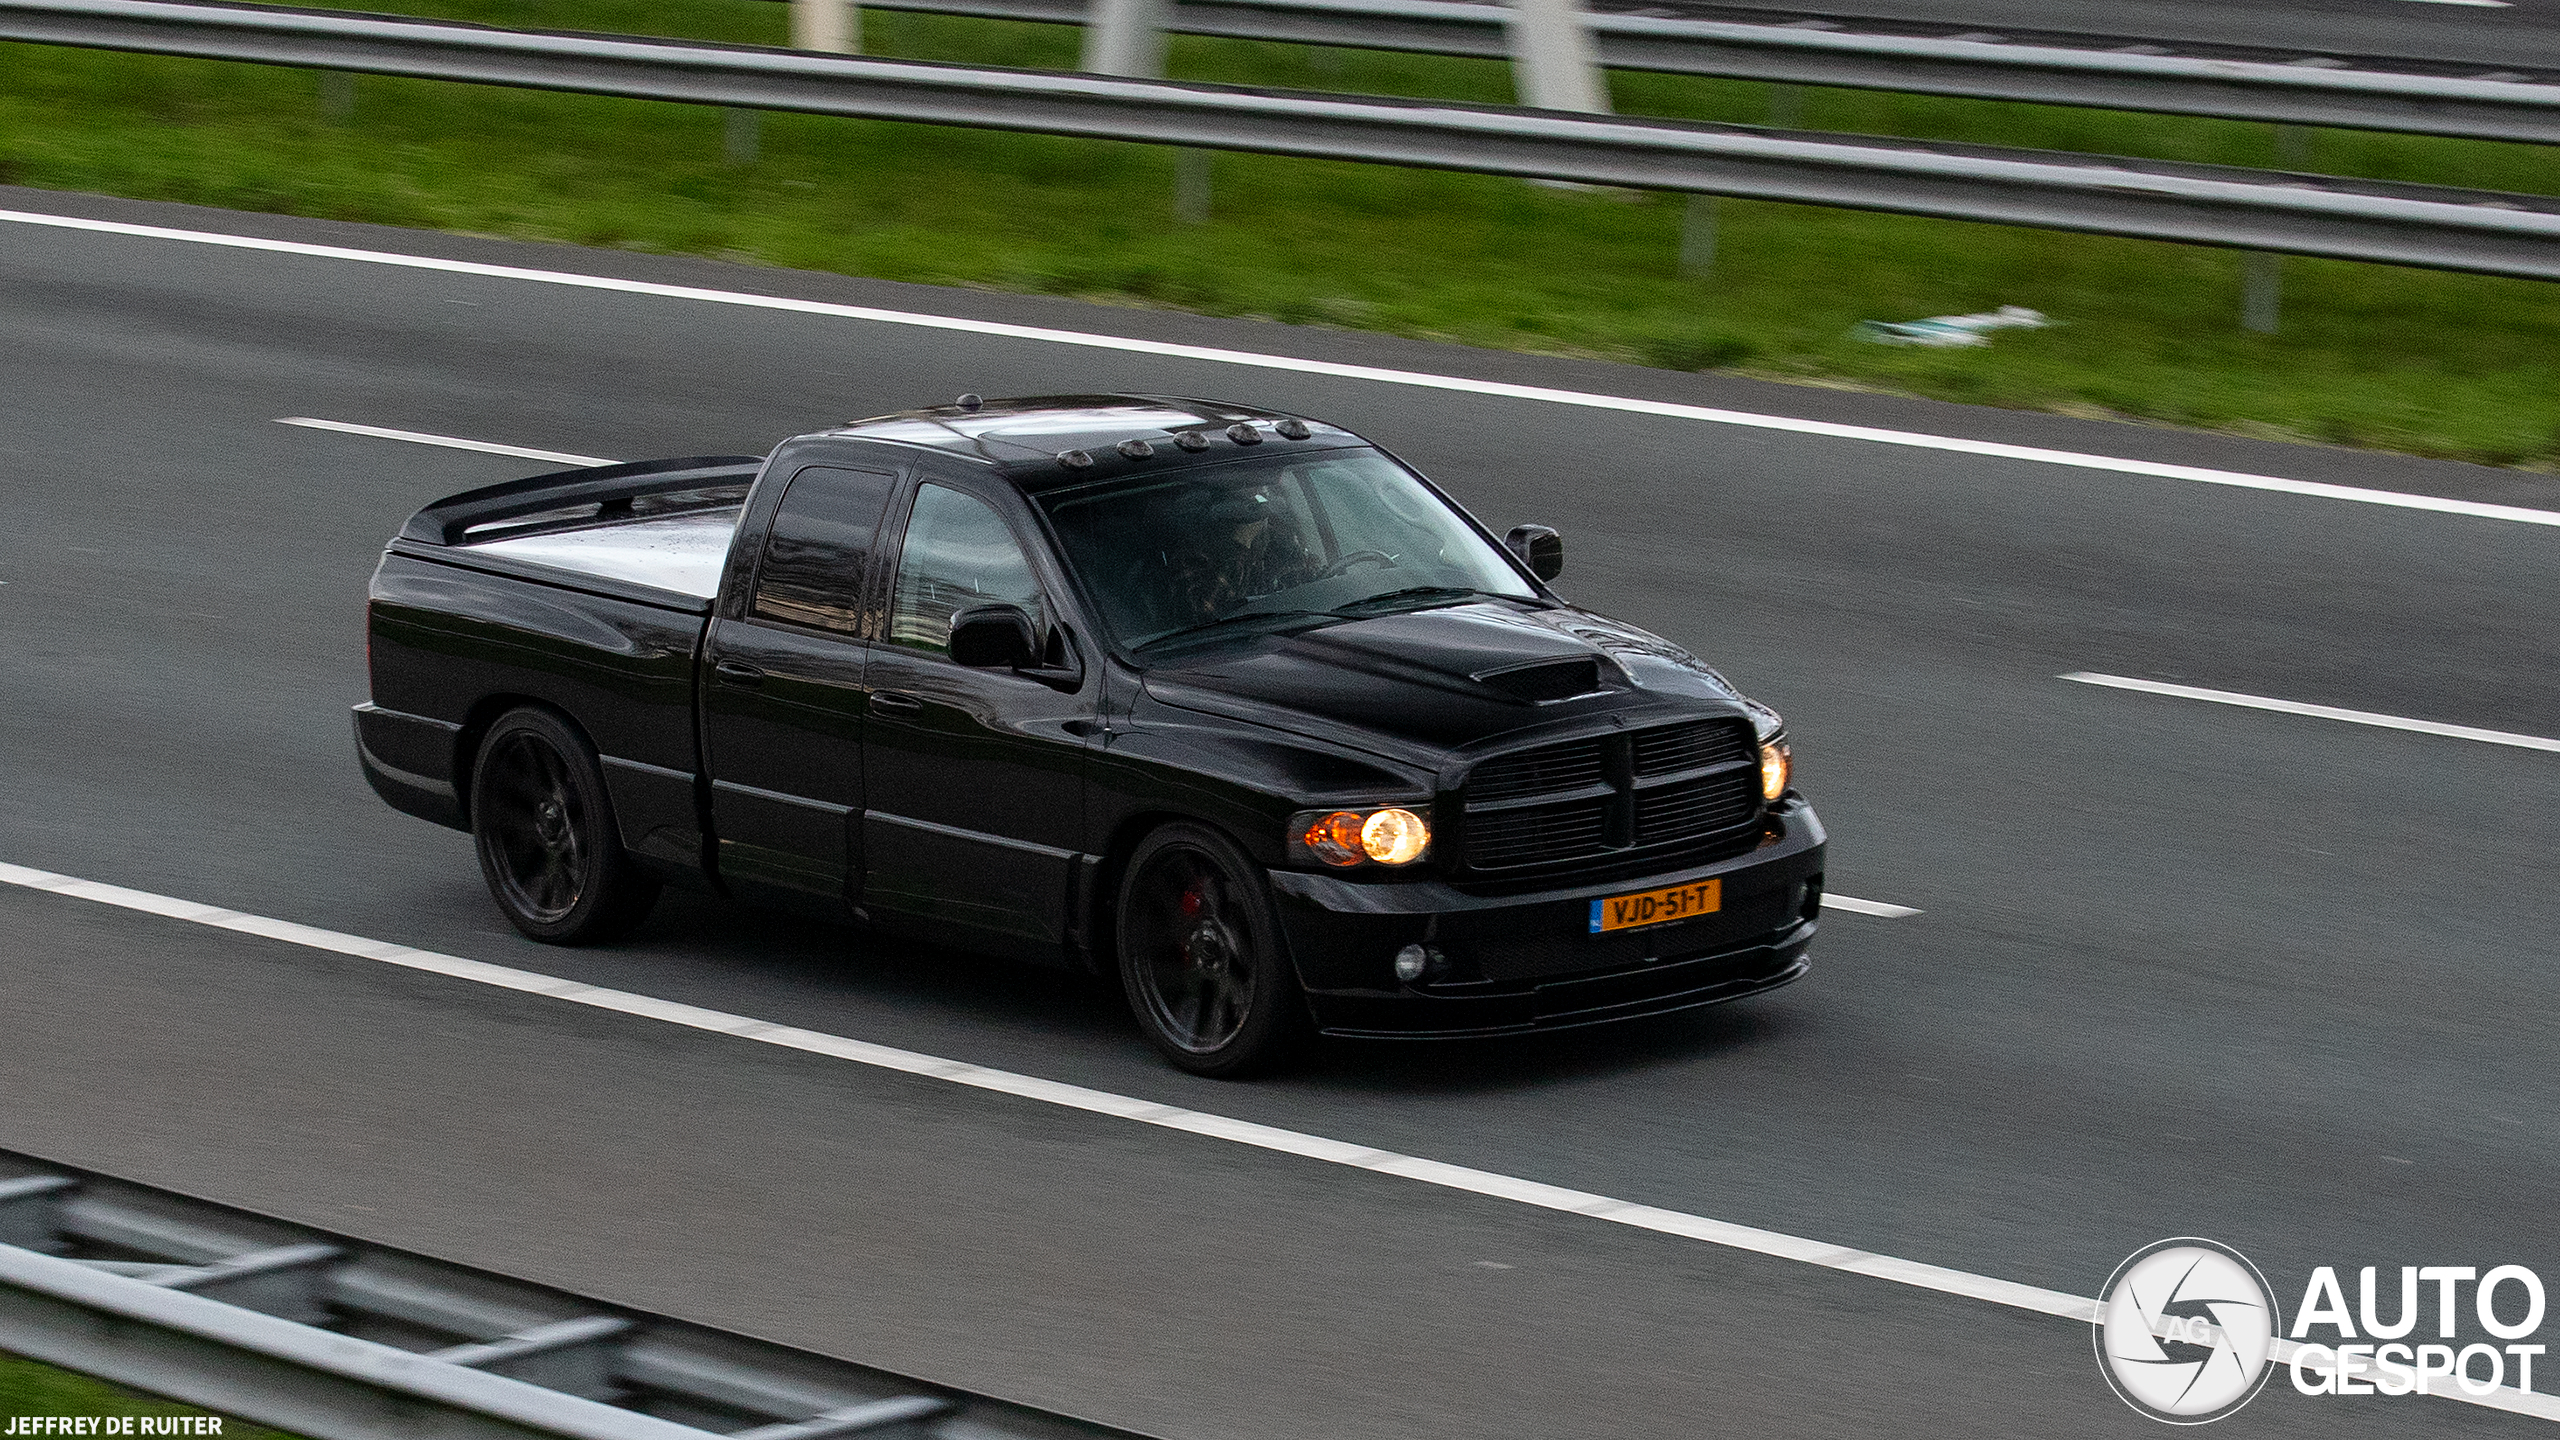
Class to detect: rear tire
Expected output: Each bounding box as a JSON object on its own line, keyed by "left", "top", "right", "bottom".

{"left": 1115, "top": 822, "right": 1311, "bottom": 1078}
{"left": 469, "top": 707, "right": 659, "bottom": 944}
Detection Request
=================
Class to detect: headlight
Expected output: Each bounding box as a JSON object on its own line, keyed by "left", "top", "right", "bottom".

{"left": 1758, "top": 739, "right": 1792, "bottom": 801}
{"left": 1360, "top": 808, "right": 1430, "bottom": 864}
{"left": 1295, "top": 807, "right": 1431, "bottom": 867}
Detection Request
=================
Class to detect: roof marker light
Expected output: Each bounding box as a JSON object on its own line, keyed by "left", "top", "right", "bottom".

{"left": 1118, "top": 438, "right": 1155, "bottom": 459}
{"left": 955, "top": 393, "right": 983, "bottom": 411}
{"left": 1227, "top": 423, "right": 1263, "bottom": 445}
{"left": 1058, "top": 449, "right": 1095, "bottom": 469}
{"left": 1174, "top": 431, "right": 1211, "bottom": 452}
{"left": 1274, "top": 417, "right": 1311, "bottom": 440}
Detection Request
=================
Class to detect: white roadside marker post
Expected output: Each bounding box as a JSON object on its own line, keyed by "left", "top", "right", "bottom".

{"left": 739, "top": 0, "right": 860, "bottom": 164}
{"left": 1509, "top": 0, "right": 1608, "bottom": 116}
{"left": 792, "top": 0, "right": 856, "bottom": 53}
{"left": 1081, "top": 0, "right": 1199, "bottom": 221}
{"left": 1511, "top": 0, "right": 1609, "bottom": 210}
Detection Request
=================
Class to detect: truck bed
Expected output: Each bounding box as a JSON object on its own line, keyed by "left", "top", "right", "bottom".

{"left": 358, "top": 455, "right": 765, "bottom": 863}
{"left": 389, "top": 455, "right": 764, "bottom": 614}
{"left": 467, "top": 506, "right": 741, "bottom": 603}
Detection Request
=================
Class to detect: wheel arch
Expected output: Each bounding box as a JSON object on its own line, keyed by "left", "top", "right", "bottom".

{"left": 1086, "top": 810, "right": 1317, "bottom": 994}
{"left": 453, "top": 694, "right": 591, "bottom": 828}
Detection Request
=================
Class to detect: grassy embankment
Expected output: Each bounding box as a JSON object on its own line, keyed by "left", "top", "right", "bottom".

{"left": 4, "top": 0, "right": 2560, "bottom": 466}
{"left": 1, "top": 1351, "right": 297, "bottom": 1436}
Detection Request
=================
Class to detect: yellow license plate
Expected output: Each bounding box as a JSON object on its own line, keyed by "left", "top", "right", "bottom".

{"left": 1589, "top": 878, "right": 1721, "bottom": 933}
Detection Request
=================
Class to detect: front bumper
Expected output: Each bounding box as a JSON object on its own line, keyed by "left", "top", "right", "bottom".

{"left": 1267, "top": 797, "right": 1826, "bottom": 1038}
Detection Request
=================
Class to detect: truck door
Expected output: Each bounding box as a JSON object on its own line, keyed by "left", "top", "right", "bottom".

{"left": 699, "top": 464, "right": 900, "bottom": 916}
{"left": 860, "top": 480, "right": 1094, "bottom": 957}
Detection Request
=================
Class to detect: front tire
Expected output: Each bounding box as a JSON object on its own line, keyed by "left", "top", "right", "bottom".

{"left": 1115, "top": 822, "right": 1311, "bottom": 1078}
{"left": 469, "top": 707, "right": 659, "bottom": 944}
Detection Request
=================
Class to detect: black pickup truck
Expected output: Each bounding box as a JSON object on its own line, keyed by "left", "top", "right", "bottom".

{"left": 357, "top": 395, "right": 1826, "bottom": 1074}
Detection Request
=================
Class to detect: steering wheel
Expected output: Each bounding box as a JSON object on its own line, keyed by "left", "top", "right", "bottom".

{"left": 1317, "top": 549, "right": 1396, "bottom": 580}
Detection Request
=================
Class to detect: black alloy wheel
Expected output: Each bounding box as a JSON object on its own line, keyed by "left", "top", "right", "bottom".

{"left": 1116, "top": 822, "right": 1311, "bottom": 1077}
{"left": 469, "top": 707, "right": 659, "bottom": 944}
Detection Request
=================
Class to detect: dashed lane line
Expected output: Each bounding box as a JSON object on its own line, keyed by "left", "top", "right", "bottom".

{"left": 278, "top": 417, "right": 615, "bottom": 467}
{"left": 2063, "top": 673, "right": 2560, "bottom": 753}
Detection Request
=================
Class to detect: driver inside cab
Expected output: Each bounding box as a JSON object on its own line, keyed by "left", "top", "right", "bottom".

{"left": 1168, "top": 483, "right": 1323, "bottom": 624}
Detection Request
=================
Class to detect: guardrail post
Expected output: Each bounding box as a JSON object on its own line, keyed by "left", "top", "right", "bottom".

{"left": 1508, "top": 0, "right": 1607, "bottom": 114}
{"left": 1767, "top": 83, "right": 1804, "bottom": 128}
{"left": 724, "top": 108, "right": 759, "bottom": 163}
{"left": 318, "top": 70, "right": 353, "bottom": 122}
{"left": 2275, "top": 123, "right": 2311, "bottom": 168}
{"left": 2243, "top": 251, "right": 2282, "bottom": 334}
{"left": 1678, "top": 194, "right": 1716, "bottom": 277}
{"left": 1175, "top": 149, "right": 1211, "bottom": 223}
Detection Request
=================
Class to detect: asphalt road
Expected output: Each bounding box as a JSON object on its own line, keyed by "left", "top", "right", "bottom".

{"left": 1664, "top": 0, "right": 2560, "bottom": 71}
{"left": 0, "top": 186, "right": 2554, "bottom": 1437}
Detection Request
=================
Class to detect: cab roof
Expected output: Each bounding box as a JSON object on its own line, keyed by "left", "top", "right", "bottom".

{"left": 821, "top": 394, "right": 1365, "bottom": 490}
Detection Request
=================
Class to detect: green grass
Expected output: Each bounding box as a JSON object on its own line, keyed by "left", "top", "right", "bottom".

{"left": 0, "top": 1351, "right": 300, "bottom": 1437}
{"left": 6, "top": 1, "right": 2560, "bottom": 467}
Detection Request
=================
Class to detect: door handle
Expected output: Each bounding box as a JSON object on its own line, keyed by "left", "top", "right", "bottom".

{"left": 870, "top": 690, "right": 922, "bottom": 714}
{"left": 712, "top": 658, "right": 766, "bottom": 686}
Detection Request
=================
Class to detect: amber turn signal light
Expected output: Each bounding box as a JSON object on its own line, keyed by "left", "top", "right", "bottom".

{"left": 1303, "top": 811, "right": 1368, "bottom": 867}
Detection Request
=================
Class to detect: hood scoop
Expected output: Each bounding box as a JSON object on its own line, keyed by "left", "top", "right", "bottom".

{"left": 1472, "top": 655, "right": 1607, "bottom": 704}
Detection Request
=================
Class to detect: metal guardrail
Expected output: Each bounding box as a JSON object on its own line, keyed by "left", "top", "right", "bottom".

{"left": 841, "top": 0, "right": 2560, "bottom": 146}
{"left": 6, "top": 0, "right": 2560, "bottom": 280}
{"left": 0, "top": 1150, "right": 1150, "bottom": 1440}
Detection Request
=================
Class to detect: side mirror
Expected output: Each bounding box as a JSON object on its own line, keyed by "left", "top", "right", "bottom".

{"left": 949, "top": 604, "right": 1039, "bottom": 669}
{"left": 1505, "top": 524, "right": 1564, "bottom": 582}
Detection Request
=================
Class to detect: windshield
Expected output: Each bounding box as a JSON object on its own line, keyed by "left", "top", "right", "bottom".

{"left": 1036, "top": 448, "right": 1540, "bottom": 651}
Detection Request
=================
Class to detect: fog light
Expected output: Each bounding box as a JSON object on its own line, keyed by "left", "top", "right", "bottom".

{"left": 1394, "top": 944, "right": 1430, "bottom": 983}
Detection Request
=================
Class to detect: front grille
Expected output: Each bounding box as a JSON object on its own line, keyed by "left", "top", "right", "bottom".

{"left": 1464, "top": 797, "right": 1610, "bottom": 869}
{"left": 1460, "top": 718, "right": 1759, "bottom": 873}
{"left": 1634, "top": 772, "right": 1758, "bottom": 845}
{"left": 1633, "top": 721, "right": 1752, "bottom": 776}
{"left": 1465, "top": 737, "right": 1605, "bottom": 803}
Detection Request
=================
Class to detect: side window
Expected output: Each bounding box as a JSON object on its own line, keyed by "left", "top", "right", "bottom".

{"left": 750, "top": 466, "right": 899, "bottom": 634}
{"left": 887, "top": 484, "right": 1046, "bottom": 656}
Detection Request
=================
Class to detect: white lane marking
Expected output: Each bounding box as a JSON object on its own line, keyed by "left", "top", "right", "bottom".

{"left": 2397, "top": 0, "right": 2511, "bottom": 7}
{"left": 278, "top": 417, "right": 616, "bottom": 468}
{"left": 1822, "top": 894, "right": 1920, "bottom": 918}
{"left": 6, "top": 207, "right": 2557, "bottom": 531}
{"left": 2062, "top": 673, "right": 2560, "bottom": 753}
{"left": 0, "top": 863, "right": 2551, "bottom": 1421}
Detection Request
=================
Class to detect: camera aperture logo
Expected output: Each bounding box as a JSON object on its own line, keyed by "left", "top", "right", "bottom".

{"left": 2097, "top": 1241, "right": 2550, "bottom": 1421}
{"left": 2095, "top": 1238, "right": 2280, "bottom": 1424}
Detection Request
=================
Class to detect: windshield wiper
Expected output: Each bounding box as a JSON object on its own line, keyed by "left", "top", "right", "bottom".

{"left": 1131, "top": 607, "right": 1332, "bottom": 652}
{"left": 1330, "top": 585, "right": 1492, "bottom": 616}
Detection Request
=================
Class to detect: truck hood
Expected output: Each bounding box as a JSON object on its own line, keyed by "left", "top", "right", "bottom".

{"left": 1139, "top": 601, "right": 1757, "bottom": 767}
